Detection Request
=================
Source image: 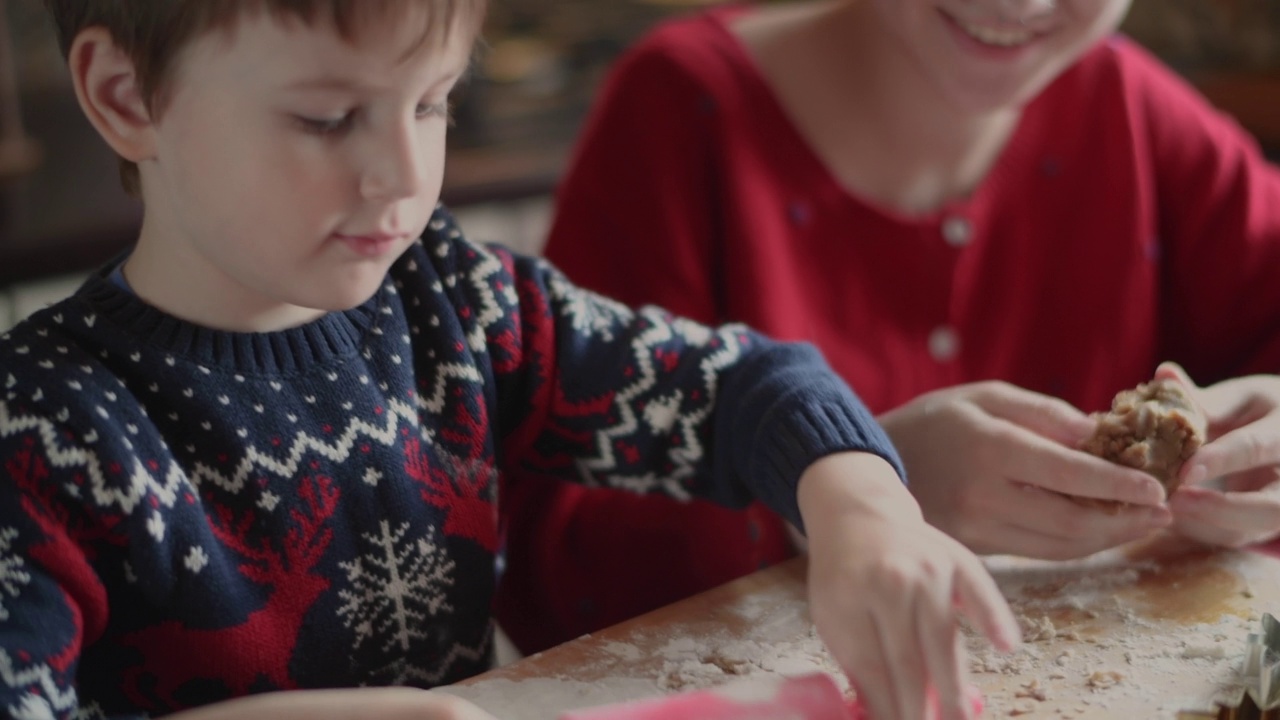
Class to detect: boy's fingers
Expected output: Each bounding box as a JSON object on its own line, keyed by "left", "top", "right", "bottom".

{"left": 854, "top": 630, "right": 898, "bottom": 720}
{"left": 830, "top": 615, "right": 894, "bottom": 720}
{"left": 858, "top": 680, "right": 896, "bottom": 720}
{"left": 880, "top": 603, "right": 926, "bottom": 720}
{"left": 954, "top": 556, "right": 1020, "bottom": 652}
{"left": 917, "top": 582, "right": 969, "bottom": 720}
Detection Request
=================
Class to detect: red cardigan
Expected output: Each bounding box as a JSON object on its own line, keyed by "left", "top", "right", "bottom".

{"left": 496, "top": 6, "right": 1280, "bottom": 654}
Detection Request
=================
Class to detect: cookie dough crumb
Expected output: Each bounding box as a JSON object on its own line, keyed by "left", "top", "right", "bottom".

{"left": 1015, "top": 678, "right": 1050, "bottom": 701}
{"left": 1181, "top": 644, "right": 1227, "bottom": 660}
{"left": 1087, "top": 670, "right": 1124, "bottom": 690}
{"left": 1020, "top": 615, "right": 1057, "bottom": 642}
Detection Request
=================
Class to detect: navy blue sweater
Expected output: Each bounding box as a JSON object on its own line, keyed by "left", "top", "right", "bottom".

{"left": 0, "top": 208, "right": 901, "bottom": 719}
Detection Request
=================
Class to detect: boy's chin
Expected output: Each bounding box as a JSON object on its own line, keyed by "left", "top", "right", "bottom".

{"left": 288, "top": 275, "right": 390, "bottom": 315}
{"left": 306, "top": 285, "right": 385, "bottom": 313}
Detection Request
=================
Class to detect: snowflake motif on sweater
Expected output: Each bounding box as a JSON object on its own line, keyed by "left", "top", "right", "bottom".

{"left": 0, "top": 207, "right": 900, "bottom": 719}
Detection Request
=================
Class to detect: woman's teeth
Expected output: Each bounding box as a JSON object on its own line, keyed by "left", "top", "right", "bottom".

{"left": 956, "top": 19, "right": 1035, "bottom": 47}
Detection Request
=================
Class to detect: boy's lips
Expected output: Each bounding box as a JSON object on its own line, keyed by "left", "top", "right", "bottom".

{"left": 334, "top": 232, "right": 407, "bottom": 257}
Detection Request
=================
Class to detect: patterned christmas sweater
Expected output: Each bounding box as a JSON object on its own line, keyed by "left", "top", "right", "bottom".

{"left": 0, "top": 208, "right": 901, "bottom": 719}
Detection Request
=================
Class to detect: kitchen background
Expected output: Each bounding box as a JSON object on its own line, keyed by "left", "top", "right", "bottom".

{"left": 2, "top": 0, "right": 1279, "bottom": 332}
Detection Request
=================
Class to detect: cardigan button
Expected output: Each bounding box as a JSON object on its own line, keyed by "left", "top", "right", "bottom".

{"left": 928, "top": 326, "right": 960, "bottom": 362}
{"left": 941, "top": 216, "right": 972, "bottom": 247}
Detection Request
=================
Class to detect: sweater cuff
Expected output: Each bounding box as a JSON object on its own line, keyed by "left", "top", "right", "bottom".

{"left": 747, "top": 385, "right": 906, "bottom": 533}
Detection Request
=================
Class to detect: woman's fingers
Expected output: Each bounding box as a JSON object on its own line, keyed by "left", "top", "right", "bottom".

{"left": 974, "top": 505, "right": 1167, "bottom": 561}
{"left": 1153, "top": 361, "right": 1197, "bottom": 392}
{"left": 987, "top": 423, "right": 1166, "bottom": 505}
{"left": 1171, "top": 483, "right": 1280, "bottom": 547}
{"left": 1182, "top": 421, "right": 1280, "bottom": 488}
{"left": 974, "top": 382, "right": 1096, "bottom": 447}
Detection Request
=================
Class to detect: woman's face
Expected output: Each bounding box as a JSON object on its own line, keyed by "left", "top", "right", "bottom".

{"left": 869, "top": 0, "right": 1133, "bottom": 114}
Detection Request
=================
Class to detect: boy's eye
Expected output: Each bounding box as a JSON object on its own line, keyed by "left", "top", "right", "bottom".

{"left": 418, "top": 101, "right": 454, "bottom": 125}
{"left": 293, "top": 102, "right": 452, "bottom": 136}
{"left": 295, "top": 112, "right": 355, "bottom": 136}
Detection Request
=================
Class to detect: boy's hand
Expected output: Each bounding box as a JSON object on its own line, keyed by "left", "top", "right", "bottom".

{"left": 166, "top": 687, "right": 499, "bottom": 720}
{"left": 879, "top": 381, "right": 1172, "bottom": 559}
{"left": 798, "top": 453, "right": 1020, "bottom": 720}
{"left": 1157, "top": 362, "right": 1280, "bottom": 548}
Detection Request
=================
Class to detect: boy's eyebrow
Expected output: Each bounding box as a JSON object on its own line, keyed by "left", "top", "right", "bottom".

{"left": 283, "top": 76, "right": 375, "bottom": 92}
{"left": 282, "top": 69, "right": 468, "bottom": 93}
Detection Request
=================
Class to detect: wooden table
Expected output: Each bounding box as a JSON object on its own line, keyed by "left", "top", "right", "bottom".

{"left": 446, "top": 535, "right": 1280, "bottom": 719}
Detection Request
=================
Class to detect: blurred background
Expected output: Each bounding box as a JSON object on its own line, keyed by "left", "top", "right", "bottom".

{"left": 2, "top": 0, "right": 1280, "bottom": 331}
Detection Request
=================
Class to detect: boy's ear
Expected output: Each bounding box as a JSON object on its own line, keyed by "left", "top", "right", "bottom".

{"left": 67, "top": 28, "right": 156, "bottom": 163}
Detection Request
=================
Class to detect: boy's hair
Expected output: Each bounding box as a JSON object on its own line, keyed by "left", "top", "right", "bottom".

{"left": 43, "top": 0, "right": 485, "bottom": 196}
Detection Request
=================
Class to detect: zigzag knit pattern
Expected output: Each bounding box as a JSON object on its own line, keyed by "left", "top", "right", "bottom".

{"left": 0, "top": 207, "right": 900, "bottom": 719}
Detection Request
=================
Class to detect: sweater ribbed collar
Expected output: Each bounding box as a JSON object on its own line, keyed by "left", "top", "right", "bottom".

{"left": 75, "top": 272, "right": 381, "bottom": 376}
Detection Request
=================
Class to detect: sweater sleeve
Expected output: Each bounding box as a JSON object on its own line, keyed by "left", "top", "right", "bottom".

{"left": 421, "top": 217, "right": 903, "bottom": 530}
{"left": 1124, "top": 41, "right": 1280, "bottom": 381}
{"left": 0, "top": 427, "right": 130, "bottom": 720}
{"left": 542, "top": 27, "right": 726, "bottom": 323}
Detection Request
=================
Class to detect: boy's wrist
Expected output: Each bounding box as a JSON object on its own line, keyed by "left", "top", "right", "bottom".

{"left": 796, "top": 451, "right": 922, "bottom": 534}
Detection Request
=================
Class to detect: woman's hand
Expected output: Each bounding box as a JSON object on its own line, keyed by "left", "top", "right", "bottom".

{"left": 1158, "top": 362, "right": 1280, "bottom": 548}
{"left": 798, "top": 452, "right": 1020, "bottom": 720}
{"left": 167, "top": 687, "right": 499, "bottom": 720}
{"left": 879, "top": 381, "right": 1171, "bottom": 559}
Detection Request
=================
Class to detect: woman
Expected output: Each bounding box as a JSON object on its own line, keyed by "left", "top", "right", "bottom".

{"left": 497, "top": 0, "right": 1280, "bottom": 656}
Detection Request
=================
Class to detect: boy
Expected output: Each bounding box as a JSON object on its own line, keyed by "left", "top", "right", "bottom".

{"left": 1, "top": 2, "right": 1018, "bottom": 719}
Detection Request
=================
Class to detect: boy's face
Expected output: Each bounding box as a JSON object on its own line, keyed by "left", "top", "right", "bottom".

{"left": 871, "top": 0, "right": 1132, "bottom": 113}
{"left": 133, "top": 8, "right": 474, "bottom": 329}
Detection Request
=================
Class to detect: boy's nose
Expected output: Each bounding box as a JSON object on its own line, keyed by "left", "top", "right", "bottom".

{"left": 361, "top": 124, "right": 429, "bottom": 201}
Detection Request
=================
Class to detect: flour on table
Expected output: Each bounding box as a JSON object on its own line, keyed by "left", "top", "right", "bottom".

{"left": 967, "top": 554, "right": 1254, "bottom": 717}
{"left": 654, "top": 629, "right": 846, "bottom": 693}
{"left": 445, "top": 549, "right": 1270, "bottom": 719}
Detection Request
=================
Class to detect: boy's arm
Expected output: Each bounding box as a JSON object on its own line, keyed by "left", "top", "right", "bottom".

{"left": 442, "top": 244, "right": 1020, "bottom": 717}
{"left": 427, "top": 224, "right": 904, "bottom": 525}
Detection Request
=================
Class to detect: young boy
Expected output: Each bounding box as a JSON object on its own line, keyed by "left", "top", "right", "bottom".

{"left": 0, "top": 2, "right": 1017, "bottom": 719}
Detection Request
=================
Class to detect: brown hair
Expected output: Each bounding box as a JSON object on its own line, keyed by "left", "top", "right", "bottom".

{"left": 43, "top": 0, "right": 486, "bottom": 195}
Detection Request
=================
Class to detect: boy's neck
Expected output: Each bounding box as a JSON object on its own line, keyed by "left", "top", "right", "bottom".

{"left": 127, "top": 212, "right": 329, "bottom": 334}
{"left": 735, "top": 0, "right": 1023, "bottom": 215}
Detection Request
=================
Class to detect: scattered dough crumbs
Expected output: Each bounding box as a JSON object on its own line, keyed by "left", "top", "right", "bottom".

{"left": 1087, "top": 670, "right": 1124, "bottom": 690}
